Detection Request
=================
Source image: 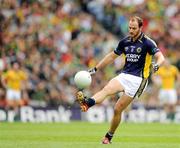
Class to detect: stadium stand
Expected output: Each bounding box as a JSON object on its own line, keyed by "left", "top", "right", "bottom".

{"left": 0, "top": 0, "right": 179, "bottom": 115}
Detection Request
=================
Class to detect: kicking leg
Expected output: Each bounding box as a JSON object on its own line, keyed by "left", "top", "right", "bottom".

{"left": 102, "top": 94, "right": 133, "bottom": 144}
{"left": 77, "top": 78, "right": 124, "bottom": 111}
{"left": 93, "top": 78, "right": 124, "bottom": 104}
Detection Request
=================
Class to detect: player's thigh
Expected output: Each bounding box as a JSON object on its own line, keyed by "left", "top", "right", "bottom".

{"left": 114, "top": 94, "right": 133, "bottom": 113}
{"left": 7, "top": 89, "right": 21, "bottom": 104}
{"left": 158, "top": 89, "right": 168, "bottom": 105}
{"left": 6, "top": 89, "right": 14, "bottom": 100}
{"left": 7, "top": 89, "right": 21, "bottom": 99}
{"left": 168, "top": 90, "right": 177, "bottom": 105}
{"left": 103, "top": 77, "right": 124, "bottom": 95}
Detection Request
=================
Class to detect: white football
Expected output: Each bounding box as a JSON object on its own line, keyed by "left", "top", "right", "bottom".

{"left": 74, "top": 71, "right": 92, "bottom": 89}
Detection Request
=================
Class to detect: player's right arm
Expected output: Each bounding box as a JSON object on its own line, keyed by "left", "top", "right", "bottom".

{"left": 89, "top": 39, "right": 125, "bottom": 74}
{"left": 1, "top": 72, "right": 8, "bottom": 89}
{"left": 95, "top": 51, "right": 119, "bottom": 70}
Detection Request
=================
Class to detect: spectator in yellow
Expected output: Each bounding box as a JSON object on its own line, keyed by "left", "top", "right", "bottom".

{"left": 1, "top": 61, "right": 27, "bottom": 110}
{"left": 154, "top": 59, "right": 179, "bottom": 121}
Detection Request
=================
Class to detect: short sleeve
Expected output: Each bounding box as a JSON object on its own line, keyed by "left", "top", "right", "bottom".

{"left": 173, "top": 66, "right": 179, "bottom": 76}
{"left": 20, "top": 71, "right": 27, "bottom": 80}
{"left": 146, "top": 38, "right": 160, "bottom": 55}
{"left": 114, "top": 40, "right": 125, "bottom": 55}
{"left": 2, "top": 71, "right": 9, "bottom": 79}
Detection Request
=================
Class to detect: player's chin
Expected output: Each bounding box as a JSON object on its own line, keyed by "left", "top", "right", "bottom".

{"left": 129, "top": 34, "right": 134, "bottom": 38}
{"left": 129, "top": 33, "right": 134, "bottom": 37}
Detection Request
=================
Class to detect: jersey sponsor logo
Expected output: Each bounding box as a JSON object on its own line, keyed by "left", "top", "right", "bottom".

{"left": 126, "top": 54, "right": 141, "bottom": 62}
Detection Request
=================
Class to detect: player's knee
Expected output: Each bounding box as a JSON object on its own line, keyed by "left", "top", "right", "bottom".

{"left": 102, "top": 85, "right": 114, "bottom": 95}
{"left": 114, "top": 103, "right": 124, "bottom": 115}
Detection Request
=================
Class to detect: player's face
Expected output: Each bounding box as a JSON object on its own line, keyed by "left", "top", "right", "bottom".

{"left": 128, "top": 20, "right": 141, "bottom": 39}
{"left": 13, "top": 63, "right": 19, "bottom": 70}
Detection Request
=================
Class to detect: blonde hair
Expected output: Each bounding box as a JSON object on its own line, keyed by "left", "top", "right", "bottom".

{"left": 130, "top": 16, "right": 143, "bottom": 27}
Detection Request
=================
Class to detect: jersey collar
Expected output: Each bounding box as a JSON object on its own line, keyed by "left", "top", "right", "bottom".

{"left": 138, "top": 32, "right": 144, "bottom": 43}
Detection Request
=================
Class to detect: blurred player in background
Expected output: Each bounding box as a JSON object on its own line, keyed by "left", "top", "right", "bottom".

{"left": 76, "top": 16, "right": 165, "bottom": 144}
{"left": 153, "top": 59, "right": 179, "bottom": 121}
{"left": 1, "top": 61, "right": 28, "bottom": 111}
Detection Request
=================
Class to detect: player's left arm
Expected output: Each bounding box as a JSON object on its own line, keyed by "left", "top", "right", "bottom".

{"left": 174, "top": 66, "right": 180, "bottom": 83}
{"left": 154, "top": 51, "right": 165, "bottom": 68}
{"left": 146, "top": 37, "right": 165, "bottom": 71}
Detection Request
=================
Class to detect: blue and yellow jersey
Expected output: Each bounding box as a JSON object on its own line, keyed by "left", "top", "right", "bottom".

{"left": 114, "top": 33, "right": 159, "bottom": 78}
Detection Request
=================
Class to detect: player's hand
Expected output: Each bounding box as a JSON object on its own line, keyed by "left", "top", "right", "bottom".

{"left": 152, "top": 63, "right": 159, "bottom": 72}
{"left": 88, "top": 67, "right": 97, "bottom": 75}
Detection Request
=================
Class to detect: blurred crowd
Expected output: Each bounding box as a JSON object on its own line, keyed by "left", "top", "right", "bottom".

{"left": 0, "top": 0, "right": 179, "bottom": 113}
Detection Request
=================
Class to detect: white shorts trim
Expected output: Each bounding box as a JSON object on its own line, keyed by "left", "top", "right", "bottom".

{"left": 115, "top": 73, "right": 148, "bottom": 98}
{"left": 159, "top": 89, "right": 177, "bottom": 105}
{"left": 6, "top": 89, "right": 21, "bottom": 100}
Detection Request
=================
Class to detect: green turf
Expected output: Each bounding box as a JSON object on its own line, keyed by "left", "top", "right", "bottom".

{"left": 0, "top": 122, "right": 179, "bottom": 148}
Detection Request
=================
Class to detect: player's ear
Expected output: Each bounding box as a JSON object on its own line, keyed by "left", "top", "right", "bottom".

{"left": 139, "top": 26, "right": 143, "bottom": 31}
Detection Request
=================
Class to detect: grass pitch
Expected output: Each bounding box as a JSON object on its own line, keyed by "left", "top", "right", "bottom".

{"left": 0, "top": 122, "right": 179, "bottom": 148}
